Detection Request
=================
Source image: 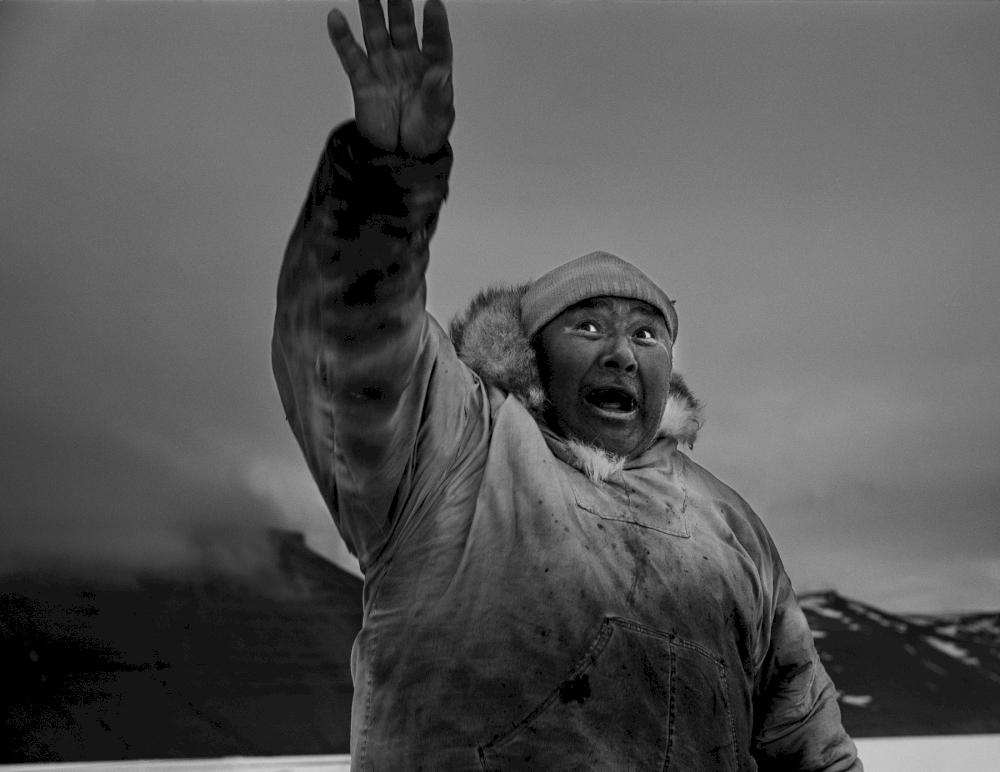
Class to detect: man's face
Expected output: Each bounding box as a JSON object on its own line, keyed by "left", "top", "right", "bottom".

{"left": 535, "top": 297, "right": 673, "bottom": 458}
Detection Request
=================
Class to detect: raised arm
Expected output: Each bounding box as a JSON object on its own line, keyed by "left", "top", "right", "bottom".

{"left": 280, "top": 0, "right": 454, "bottom": 396}
{"left": 272, "top": 0, "right": 458, "bottom": 569}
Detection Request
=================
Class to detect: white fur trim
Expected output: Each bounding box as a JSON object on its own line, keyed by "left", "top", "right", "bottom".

{"left": 566, "top": 440, "right": 627, "bottom": 483}
{"left": 658, "top": 392, "right": 702, "bottom": 448}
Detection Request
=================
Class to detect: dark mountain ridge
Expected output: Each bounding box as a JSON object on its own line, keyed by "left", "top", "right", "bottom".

{"left": 2, "top": 531, "right": 361, "bottom": 762}
{"left": 799, "top": 591, "right": 1000, "bottom": 737}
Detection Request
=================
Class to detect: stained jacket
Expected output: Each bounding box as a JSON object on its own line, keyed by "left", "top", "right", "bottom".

{"left": 272, "top": 122, "right": 863, "bottom": 772}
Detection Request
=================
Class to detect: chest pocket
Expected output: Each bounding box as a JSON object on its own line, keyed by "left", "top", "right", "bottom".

{"left": 571, "top": 476, "right": 690, "bottom": 538}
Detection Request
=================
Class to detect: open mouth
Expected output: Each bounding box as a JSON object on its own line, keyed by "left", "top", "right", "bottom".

{"left": 584, "top": 388, "right": 638, "bottom": 415}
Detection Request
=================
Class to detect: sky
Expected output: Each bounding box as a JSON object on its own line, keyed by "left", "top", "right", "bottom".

{"left": 1, "top": 0, "right": 998, "bottom": 614}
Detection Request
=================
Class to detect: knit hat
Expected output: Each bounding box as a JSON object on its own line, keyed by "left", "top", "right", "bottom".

{"left": 520, "top": 251, "right": 677, "bottom": 341}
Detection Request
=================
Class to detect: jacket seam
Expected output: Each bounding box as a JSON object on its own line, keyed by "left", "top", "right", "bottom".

{"left": 357, "top": 619, "right": 377, "bottom": 772}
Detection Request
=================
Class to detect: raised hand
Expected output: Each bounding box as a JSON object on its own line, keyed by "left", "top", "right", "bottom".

{"left": 327, "top": 0, "right": 454, "bottom": 157}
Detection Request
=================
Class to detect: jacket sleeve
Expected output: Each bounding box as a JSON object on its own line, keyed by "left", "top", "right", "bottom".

{"left": 272, "top": 121, "right": 481, "bottom": 572}
{"left": 752, "top": 561, "right": 864, "bottom": 771}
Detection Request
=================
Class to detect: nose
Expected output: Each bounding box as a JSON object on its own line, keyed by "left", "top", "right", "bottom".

{"left": 600, "top": 335, "right": 637, "bottom": 373}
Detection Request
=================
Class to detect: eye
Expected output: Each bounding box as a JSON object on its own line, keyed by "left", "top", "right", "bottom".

{"left": 576, "top": 320, "right": 600, "bottom": 333}
{"left": 633, "top": 327, "right": 656, "bottom": 341}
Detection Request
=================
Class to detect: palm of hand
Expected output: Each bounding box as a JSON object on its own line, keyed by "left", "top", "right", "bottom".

{"left": 355, "top": 46, "right": 448, "bottom": 156}
{"left": 328, "top": 0, "right": 454, "bottom": 157}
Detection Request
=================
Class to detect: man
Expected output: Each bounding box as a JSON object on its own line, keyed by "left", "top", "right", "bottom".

{"left": 272, "top": 0, "right": 863, "bottom": 769}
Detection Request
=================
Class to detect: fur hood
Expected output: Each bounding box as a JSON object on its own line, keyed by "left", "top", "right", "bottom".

{"left": 449, "top": 284, "right": 704, "bottom": 451}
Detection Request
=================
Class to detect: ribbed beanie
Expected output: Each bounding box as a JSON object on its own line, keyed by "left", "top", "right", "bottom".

{"left": 520, "top": 251, "right": 677, "bottom": 341}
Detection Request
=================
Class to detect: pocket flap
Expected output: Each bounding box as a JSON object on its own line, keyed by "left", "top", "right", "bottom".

{"left": 573, "top": 483, "right": 690, "bottom": 538}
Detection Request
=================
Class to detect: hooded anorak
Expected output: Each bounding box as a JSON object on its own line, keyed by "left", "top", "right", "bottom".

{"left": 272, "top": 122, "right": 863, "bottom": 772}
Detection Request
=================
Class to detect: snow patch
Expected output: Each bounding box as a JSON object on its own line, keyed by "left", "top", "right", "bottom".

{"left": 924, "top": 636, "right": 981, "bottom": 667}
{"left": 799, "top": 597, "right": 845, "bottom": 620}
{"left": 921, "top": 659, "right": 948, "bottom": 677}
{"left": 798, "top": 598, "right": 861, "bottom": 630}
{"left": 861, "top": 608, "right": 910, "bottom": 634}
{"left": 854, "top": 733, "right": 1000, "bottom": 772}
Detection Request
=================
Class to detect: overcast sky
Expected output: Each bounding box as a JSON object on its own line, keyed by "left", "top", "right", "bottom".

{"left": 1, "top": 0, "right": 998, "bottom": 613}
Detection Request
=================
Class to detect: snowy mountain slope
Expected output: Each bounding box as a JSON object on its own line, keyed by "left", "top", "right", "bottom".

{"left": 799, "top": 591, "right": 1000, "bottom": 737}
{"left": 903, "top": 609, "right": 1000, "bottom": 648}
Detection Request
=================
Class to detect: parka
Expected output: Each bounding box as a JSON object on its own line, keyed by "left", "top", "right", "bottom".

{"left": 272, "top": 121, "right": 863, "bottom": 772}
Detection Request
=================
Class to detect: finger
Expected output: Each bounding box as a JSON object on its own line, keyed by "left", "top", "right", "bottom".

{"left": 327, "top": 9, "right": 375, "bottom": 84}
{"left": 387, "top": 0, "right": 419, "bottom": 50}
{"left": 358, "top": 0, "right": 390, "bottom": 55}
{"left": 421, "top": 0, "right": 452, "bottom": 65}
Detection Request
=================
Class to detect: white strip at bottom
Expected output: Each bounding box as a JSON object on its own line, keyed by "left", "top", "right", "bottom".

{"left": 3, "top": 735, "right": 1000, "bottom": 772}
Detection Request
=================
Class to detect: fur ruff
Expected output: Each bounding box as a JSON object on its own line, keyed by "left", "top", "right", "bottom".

{"left": 449, "top": 283, "right": 704, "bottom": 473}
{"left": 564, "top": 440, "right": 627, "bottom": 483}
